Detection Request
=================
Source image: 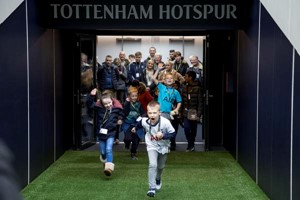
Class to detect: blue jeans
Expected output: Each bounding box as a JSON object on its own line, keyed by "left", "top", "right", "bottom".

{"left": 99, "top": 136, "right": 114, "bottom": 162}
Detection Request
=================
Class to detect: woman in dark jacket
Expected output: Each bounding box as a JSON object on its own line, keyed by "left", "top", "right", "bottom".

{"left": 181, "top": 71, "right": 203, "bottom": 152}
{"left": 87, "top": 89, "right": 124, "bottom": 176}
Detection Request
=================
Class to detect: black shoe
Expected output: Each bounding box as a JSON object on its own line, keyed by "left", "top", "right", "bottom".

{"left": 125, "top": 143, "right": 130, "bottom": 149}
{"left": 147, "top": 189, "right": 156, "bottom": 197}
{"left": 131, "top": 153, "right": 138, "bottom": 160}
{"left": 156, "top": 179, "right": 162, "bottom": 190}
{"left": 185, "top": 146, "right": 195, "bottom": 152}
{"left": 170, "top": 146, "right": 176, "bottom": 151}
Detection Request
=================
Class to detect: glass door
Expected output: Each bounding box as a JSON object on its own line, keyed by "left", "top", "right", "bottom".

{"left": 203, "top": 34, "right": 211, "bottom": 151}
{"left": 74, "top": 34, "right": 97, "bottom": 149}
{"left": 203, "top": 31, "right": 237, "bottom": 151}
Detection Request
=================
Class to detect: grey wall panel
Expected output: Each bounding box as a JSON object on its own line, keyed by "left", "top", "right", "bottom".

{"left": 271, "top": 28, "right": 292, "bottom": 200}
{"left": 0, "top": 3, "right": 29, "bottom": 187}
{"left": 236, "top": 0, "right": 259, "bottom": 180}
{"left": 237, "top": 30, "right": 258, "bottom": 180}
{"left": 54, "top": 31, "right": 74, "bottom": 157}
{"left": 293, "top": 51, "right": 300, "bottom": 200}
{"left": 53, "top": 31, "right": 65, "bottom": 157}
{"left": 28, "top": 29, "right": 55, "bottom": 180}
{"left": 0, "top": 0, "right": 80, "bottom": 187}
{"left": 257, "top": 6, "right": 276, "bottom": 196}
{"left": 258, "top": 5, "right": 292, "bottom": 200}
{"left": 27, "top": 0, "right": 55, "bottom": 180}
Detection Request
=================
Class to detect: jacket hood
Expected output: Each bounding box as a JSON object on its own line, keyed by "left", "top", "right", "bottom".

{"left": 95, "top": 98, "right": 123, "bottom": 110}
{"left": 112, "top": 98, "right": 123, "bottom": 109}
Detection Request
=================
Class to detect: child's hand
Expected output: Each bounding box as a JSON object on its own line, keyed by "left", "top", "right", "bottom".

{"left": 156, "top": 132, "right": 163, "bottom": 140}
{"left": 170, "top": 110, "right": 178, "bottom": 116}
{"left": 158, "top": 63, "right": 164, "bottom": 69}
{"left": 117, "top": 120, "right": 122, "bottom": 125}
{"left": 90, "top": 88, "right": 97, "bottom": 96}
{"left": 170, "top": 110, "right": 176, "bottom": 116}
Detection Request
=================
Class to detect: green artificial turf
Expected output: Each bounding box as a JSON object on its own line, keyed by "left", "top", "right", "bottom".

{"left": 22, "top": 150, "right": 269, "bottom": 200}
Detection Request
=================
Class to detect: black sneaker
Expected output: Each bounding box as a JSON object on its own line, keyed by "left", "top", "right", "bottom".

{"left": 185, "top": 146, "right": 195, "bottom": 152}
{"left": 131, "top": 153, "right": 138, "bottom": 160}
{"left": 125, "top": 143, "right": 130, "bottom": 149}
{"left": 170, "top": 146, "right": 176, "bottom": 151}
{"left": 156, "top": 179, "right": 162, "bottom": 190}
{"left": 147, "top": 189, "right": 156, "bottom": 197}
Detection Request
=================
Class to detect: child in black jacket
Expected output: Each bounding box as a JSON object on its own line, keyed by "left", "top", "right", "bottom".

{"left": 87, "top": 89, "right": 123, "bottom": 176}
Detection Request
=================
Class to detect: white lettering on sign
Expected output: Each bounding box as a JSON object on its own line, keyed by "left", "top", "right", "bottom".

{"left": 159, "top": 4, "right": 237, "bottom": 20}
{"left": 50, "top": 4, "right": 237, "bottom": 20}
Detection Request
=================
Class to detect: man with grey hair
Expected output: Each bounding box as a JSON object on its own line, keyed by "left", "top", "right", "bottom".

{"left": 153, "top": 52, "right": 164, "bottom": 71}
{"left": 187, "top": 55, "right": 203, "bottom": 85}
{"left": 118, "top": 51, "right": 130, "bottom": 70}
{"left": 144, "top": 46, "right": 157, "bottom": 65}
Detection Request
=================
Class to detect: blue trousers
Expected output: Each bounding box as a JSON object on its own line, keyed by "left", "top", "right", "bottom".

{"left": 99, "top": 136, "right": 114, "bottom": 162}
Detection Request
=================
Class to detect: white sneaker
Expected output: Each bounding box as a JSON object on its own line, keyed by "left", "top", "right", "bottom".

{"left": 156, "top": 179, "right": 162, "bottom": 190}
{"left": 99, "top": 154, "right": 107, "bottom": 163}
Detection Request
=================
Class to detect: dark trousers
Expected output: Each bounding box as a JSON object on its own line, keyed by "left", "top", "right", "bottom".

{"left": 116, "top": 90, "right": 126, "bottom": 104}
{"left": 115, "top": 125, "right": 120, "bottom": 140}
{"left": 124, "top": 128, "right": 140, "bottom": 154}
{"left": 183, "top": 118, "right": 198, "bottom": 148}
{"left": 170, "top": 118, "right": 180, "bottom": 147}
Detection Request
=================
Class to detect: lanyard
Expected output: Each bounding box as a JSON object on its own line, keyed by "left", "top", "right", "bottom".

{"left": 136, "top": 63, "right": 141, "bottom": 72}
{"left": 175, "top": 63, "right": 181, "bottom": 71}
{"left": 100, "top": 109, "right": 110, "bottom": 128}
{"left": 149, "top": 117, "right": 161, "bottom": 136}
{"left": 166, "top": 87, "right": 175, "bottom": 99}
{"left": 130, "top": 102, "right": 140, "bottom": 113}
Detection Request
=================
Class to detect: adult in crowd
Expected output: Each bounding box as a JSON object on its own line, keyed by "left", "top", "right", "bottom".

{"left": 158, "top": 60, "right": 185, "bottom": 85}
{"left": 143, "top": 46, "right": 156, "bottom": 65}
{"left": 153, "top": 52, "right": 164, "bottom": 71}
{"left": 187, "top": 55, "right": 203, "bottom": 85}
{"left": 140, "top": 59, "right": 157, "bottom": 97}
{"left": 181, "top": 71, "right": 203, "bottom": 152}
{"left": 173, "top": 51, "right": 189, "bottom": 76}
{"left": 97, "top": 55, "right": 119, "bottom": 95}
{"left": 128, "top": 51, "right": 146, "bottom": 84}
{"left": 118, "top": 51, "right": 130, "bottom": 71}
{"left": 168, "top": 49, "right": 176, "bottom": 62}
